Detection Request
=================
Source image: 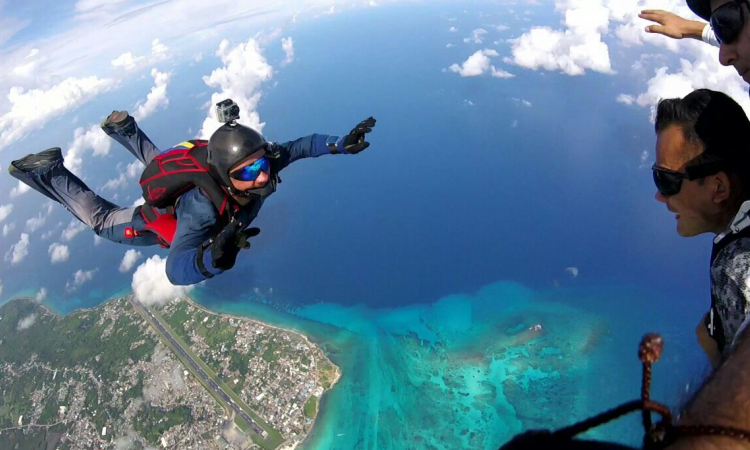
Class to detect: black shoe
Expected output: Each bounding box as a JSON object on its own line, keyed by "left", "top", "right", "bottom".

{"left": 101, "top": 110, "right": 135, "bottom": 136}
{"left": 9, "top": 147, "right": 63, "bottom": 174}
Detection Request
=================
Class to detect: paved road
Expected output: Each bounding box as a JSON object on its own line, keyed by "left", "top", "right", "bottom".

{"left": 131, "top": 297, "right": 266, "bottom": 437}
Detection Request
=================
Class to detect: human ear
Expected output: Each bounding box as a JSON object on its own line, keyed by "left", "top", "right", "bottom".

{"left": 712, "top": 172, "right": 732, "bottom": 203}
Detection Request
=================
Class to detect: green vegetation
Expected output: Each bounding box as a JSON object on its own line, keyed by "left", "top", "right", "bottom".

{"left": 0, "top": 296, "right": 338, "bottom": 450}
{"left": 303, "top": 395, "right": 318, "bottom": 419}
{"left": 319, "top": 363, "right": 338, "bottom": 390}
{"left": 133, "top": 404, "right": 193, "bottom": 444}
{"left": 0, "top": 298, "right": 159, "bottom": 433}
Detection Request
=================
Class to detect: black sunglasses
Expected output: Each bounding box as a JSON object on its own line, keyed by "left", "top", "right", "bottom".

{"left": 652, "top": 161, "right": 726, "bottom": 196}
{"left": 711, "top": 0, "right": 750, "bottom": 44}
{"left": 652, "top": 165, "right": 692, "bottom": 196}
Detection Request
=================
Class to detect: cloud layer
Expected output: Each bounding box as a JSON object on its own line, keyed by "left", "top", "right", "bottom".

{"left": 0, "top": 76, "right": 114, "bottom": 152}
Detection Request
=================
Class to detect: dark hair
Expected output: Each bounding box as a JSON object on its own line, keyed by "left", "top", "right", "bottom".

{"left": 654, "top": 89, "right": 712, "bottom": 147}
{"left": 655, "top": 89, "right": 750, "bottom": 203}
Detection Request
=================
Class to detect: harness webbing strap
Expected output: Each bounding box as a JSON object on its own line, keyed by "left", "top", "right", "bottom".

{"left": 196, "top": 243, "right": 214, "bottom": 279}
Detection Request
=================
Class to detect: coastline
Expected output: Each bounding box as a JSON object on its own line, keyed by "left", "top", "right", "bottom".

{"left": 176, "top": 295, "right": 342, "bottom": 446}
{"left": 178, "top": 295, "right": 342, "bottom": 387}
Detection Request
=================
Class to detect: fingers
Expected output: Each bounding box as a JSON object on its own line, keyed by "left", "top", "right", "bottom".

{"left": 645, "top": 25, "right": 667, "bottom": 34}
{"left": 349, "top": 142, "right": 370, "bottom": 153}
{"left": 638, "top": 10, "right": 668, "bottom": 24}
{"left": 352, "top": 117, "right": 376, "bottom": 133}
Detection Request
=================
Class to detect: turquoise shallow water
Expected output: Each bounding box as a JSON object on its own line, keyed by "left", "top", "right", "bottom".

{"left": 194, "top": 280, "right": 703, "bottom": 450}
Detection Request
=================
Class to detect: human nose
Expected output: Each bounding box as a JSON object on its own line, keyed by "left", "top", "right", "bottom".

{"left": 255, "top": 171, "right": 269, "bottom": 184}
{"left": 719, "top": 42, "right": 738, "bottom": 67}
{"left": 655, "top": 190, "right": 668, "bottom": 204}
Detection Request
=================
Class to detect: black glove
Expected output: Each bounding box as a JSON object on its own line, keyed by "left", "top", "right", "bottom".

{"left": 341, "top": 117, "right": 376, "bottom": 154}
{"left": 210, "top": 220, "right": 261, "bottom": 271}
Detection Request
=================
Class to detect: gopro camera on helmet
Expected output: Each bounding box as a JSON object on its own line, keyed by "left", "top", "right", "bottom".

{"left": 215, "top": 99, "right": 240, "bottom": 124}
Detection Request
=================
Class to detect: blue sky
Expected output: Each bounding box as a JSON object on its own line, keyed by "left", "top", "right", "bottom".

{"left": 0, "top": 0, "right": 747, "bottom": 315}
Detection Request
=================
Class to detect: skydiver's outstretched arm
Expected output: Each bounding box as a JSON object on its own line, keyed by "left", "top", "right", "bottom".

{"left": 639, "top": 10, "right": 719, "bottom": 47}
{"left": 274, "top": 117, "right": 377, "bottom": 171}
{"left": 665, "top": 326, "right": 750, "bottom": 449}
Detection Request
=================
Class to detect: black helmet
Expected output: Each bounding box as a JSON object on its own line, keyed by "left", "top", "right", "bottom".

{"left": 687, "top": 0, "right": 711, "bottom": 21}
{"left": 207, "top": 122, "right": 268, "bottom": 191}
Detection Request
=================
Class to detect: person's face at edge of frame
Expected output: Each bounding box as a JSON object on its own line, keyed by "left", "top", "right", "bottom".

{"left": 228, "top": 149, "right": 269, "bottom": 205}
{"left": 654, "top": 124, "right": 729, "bottom": 237}
{"left": 713, "top": 0, "right": 750, "bottom": 83}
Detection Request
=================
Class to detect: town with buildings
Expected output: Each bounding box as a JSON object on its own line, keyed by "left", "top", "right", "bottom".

{"left": 0, "top": 295, "right": 339, "bottom": 450}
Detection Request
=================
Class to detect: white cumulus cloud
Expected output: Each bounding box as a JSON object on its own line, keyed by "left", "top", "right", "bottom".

{"left": 132, "top": 255, "right": 194, "bottom": 306}
{"left": 491, "top": 66, "right": 515, "bottom": 78}
{"left": 151, "top": 38, "right": 169, "bottom": 56}
{"left": 36, "top": 287, "right": 47, "bottom": 302}
{"left": 65, "top": 124, "right": 112, "bottom": 175}
{"left": 110, "top": 39, "right": 169, "bottom": 72}
{"left": 25, "top": 213, "right": 46, "bottom": 233}
{"left": 565, "top": 266, "right": 579, "bottom": 277}
{"left": 464, "top": 28, "right": 488, "bottom": 44}
{"left": 133, "top": 69, "right": 171, "bottom": 121}
{"left": 6, "top": 233, "right": 29, "bottom": 265}
{"left": 509, "top": 0, "right": 618, "bottom": 76}
{"left": 61, "top": 220, "right": 88, "bottom": 242}
{"left": 48, "top": 242, "right": 70, "bottom": 263}
{"left": 0, "top": 204, "right": 13, "bottom": 223}
{"left": 17, "top": 314, "right": 37, "bottom": 331}
{"left": 198, "top": 37, "right": 274, "bottom": 139}
{"left": 617, "top": 94, "right": 635, "bottom": 105}
{"left": 119, "top": 249, "right": 143, "bottom": 273}
{"left": 281, "top": 37, "right": 295, "bottom": 66}
{"left": 449, "top": 49, "right": 500, "bottom": 77}
{"left": 111, "top": 52, "right": 144, "bottom": 70}
{"left": 103, "top": 160, "right": 144, "bottom": 190}
{"left": 3, "top": 222, "right": 16, "bottom": 237}
{"left": 66, "top": 268, "right": 97, "bottom": 291}
{"left": 0, "top": 76, "right": 114, "bottom": 152}
{"left": 9, "top": 182, "right": 31, "bottom": 198}
{"left": 634, "top": 47, "right": 750, "bottom": 121}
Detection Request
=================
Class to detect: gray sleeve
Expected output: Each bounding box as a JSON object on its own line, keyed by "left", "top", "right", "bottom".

{"left": 713, "top": 239, "right": 750, "bottom": 348}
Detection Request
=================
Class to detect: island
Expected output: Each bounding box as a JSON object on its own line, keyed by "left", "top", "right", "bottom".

{"left": 0, "top": 295, "right": 340, "bottom": 450}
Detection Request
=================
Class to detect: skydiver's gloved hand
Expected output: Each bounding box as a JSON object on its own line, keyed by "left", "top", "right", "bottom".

{"left": 329, "top": 117, "right": 377, "bottom": 154}
{"left": 210, "top": 220, "right": 261, "bottom": 270}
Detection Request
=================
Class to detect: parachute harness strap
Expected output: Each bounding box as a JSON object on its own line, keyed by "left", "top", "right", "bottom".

{"left": 544, "top": 333, "right": 750, "bottom": 449}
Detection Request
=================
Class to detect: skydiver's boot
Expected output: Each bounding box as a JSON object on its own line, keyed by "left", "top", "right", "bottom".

{"left": 9, "top": 147, "right": 62, "bottom": 173}
{"left": 8, "top": 148, "right": 65, "bottom": 203}
{"left": 100, "top": 110, "right": 160, "bottom": 164}
{"left": 101, "top": 110, "right": 136, "bottom": 138}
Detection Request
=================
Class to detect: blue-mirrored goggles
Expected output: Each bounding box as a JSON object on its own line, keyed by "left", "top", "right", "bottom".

{"left": 229, "top": 157, "right": 270, "bottom": 182}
